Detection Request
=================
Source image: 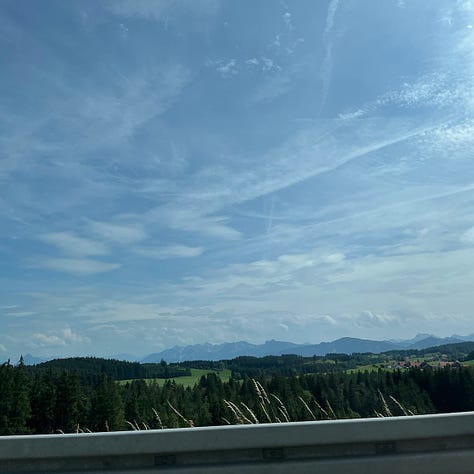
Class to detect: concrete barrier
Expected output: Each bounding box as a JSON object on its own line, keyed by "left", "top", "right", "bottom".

{"left": 1, "top": 412, "right": 474, "bottom": 473}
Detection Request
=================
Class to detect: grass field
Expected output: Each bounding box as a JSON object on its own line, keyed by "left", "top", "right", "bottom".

{"left": 119, "top": 368, "right": 232, "bottom": 387}
{"left": 345, "top": 364, "right": 385, "bottom": 374}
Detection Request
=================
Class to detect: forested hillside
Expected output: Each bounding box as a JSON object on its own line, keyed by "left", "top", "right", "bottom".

{"left": 2, "top": 348, "right": 474, "bottom": 435}
{"left": 34, "top": 357, "right": 191, "bottom": 380}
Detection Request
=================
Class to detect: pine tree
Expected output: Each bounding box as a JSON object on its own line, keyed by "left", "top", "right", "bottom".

{"left": 0, "top": 361, "right": 14, "bottom": 434}
{"left": 89, "top": 374, "right": 125, "bottom": 432}
{"left": 10, "top": 357, "right": 31, "bottom": 434}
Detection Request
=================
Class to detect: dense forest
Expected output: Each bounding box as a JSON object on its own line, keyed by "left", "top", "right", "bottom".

{"left": 33, "top": 357, "right": 191, "bottom": 380}
{"left": 2, "top": 344, "right": 474, "bottom": 436}
{"left": 31, "top": 340, "right": 474, "bottom": 380}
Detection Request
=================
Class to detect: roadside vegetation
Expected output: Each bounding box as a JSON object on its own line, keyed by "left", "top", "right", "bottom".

{"left": 1, "top": 341, "right": 474, "bottom": 435}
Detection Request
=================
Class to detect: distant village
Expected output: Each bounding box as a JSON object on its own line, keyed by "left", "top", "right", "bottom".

{"left": 383, "top": 355, "right": 462, "bottom": 371}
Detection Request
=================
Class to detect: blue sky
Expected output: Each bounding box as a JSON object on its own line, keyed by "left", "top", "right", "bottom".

{"left": 2, "top": 0, "right": 474, "bottom": 358}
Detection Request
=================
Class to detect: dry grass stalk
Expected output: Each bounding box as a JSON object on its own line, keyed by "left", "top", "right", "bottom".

{"left": 313, "top": 398, "right": 330, "bottom": 419}
{"left": 325, "top": 400, "right": 336, "bottom": 419}
{"left": 388, "top": 395, "right": 410, "bottom": 416}
{"left": 298, "top": 396, "right": 316, "bottom": 421}
{"left": 270, "top": 394, "right": 291, "bottom": 422}
{"left": 167, "top": 401, "right": 195, "bottom": 427}
{"left": 152, "top": 407, "right": 164, "bottom": 429}
{"left": 252, "top": 379, "right": 270, "bottom": 404}
{"left": 224, "top": 399, "right": 253, "bottom": 424}
{"left": 224, "top": 400, "right": 244, "bottom": 423}
{"left": 277, "top": 406, "right": 290, "bottom": 423}
{"left": 125, "top": 420, "right": 138, "bottom": 431}
{"left": 240, "top": 402, "right": 259, "bottom": 424}
{"left": 378, "top": 390, "right": 393, "bottom": 417}
{"left": 252, "top": 379, "right": 263, "bottom": 402}
{"left": 259, "top": 401, "right": 273, "bottom": 423}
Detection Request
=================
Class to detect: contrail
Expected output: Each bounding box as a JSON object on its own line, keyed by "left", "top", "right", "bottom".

{"left": 324, "top": 0, "right": 340, "bottom": 36}
{"left": 319, "top": 0, "right": 340, "bottom": 116}
{"left": 266, "top": 195, "right": 275, "bottom": 236}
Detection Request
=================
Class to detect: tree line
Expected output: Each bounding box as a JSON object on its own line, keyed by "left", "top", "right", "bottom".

{"left": 34, "top": 356, "right": 190, "bottom": 380}
{"left": 27, "top": 340, "right": 474, "bottom": 381}
{"left": 2, "top": 356, "right": 474, "bottom": 435}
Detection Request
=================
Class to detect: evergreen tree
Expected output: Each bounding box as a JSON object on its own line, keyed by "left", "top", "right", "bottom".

{"left": 0, "top": 361, "right": 14, "bottom": 434}
{"left": 89, "top": 374, "right": 125, "bottom": 432}
{"left": 9, "top": 357, "right": 31, "bottom": 434}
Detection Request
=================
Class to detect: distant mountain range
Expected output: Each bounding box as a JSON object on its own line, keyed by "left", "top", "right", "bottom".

{"left": 21, "top": 333, "right": 474, "bottom": 365}
{"left": 141, "top": 333, "right": 474, "bottom": 363}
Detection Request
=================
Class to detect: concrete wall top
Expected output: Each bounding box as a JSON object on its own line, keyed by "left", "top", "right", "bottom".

{"left": 1, "top": 411, "right": 474, "bottom": 460}
{"left": 2, "top": 412, "right": 474, "bottom": 473}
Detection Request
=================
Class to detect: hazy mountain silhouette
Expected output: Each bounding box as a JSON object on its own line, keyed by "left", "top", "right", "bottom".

{"left": 141, "top": 334, "right": 474, "bottom": 363}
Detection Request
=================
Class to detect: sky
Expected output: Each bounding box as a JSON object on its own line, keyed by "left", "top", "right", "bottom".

{"left": 1, "top": 0, "right": 474, "bottom": 359}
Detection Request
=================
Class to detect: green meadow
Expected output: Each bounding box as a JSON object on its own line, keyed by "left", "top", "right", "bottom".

{"left": 119, "top": 368, "right": 232, "bottom": 387}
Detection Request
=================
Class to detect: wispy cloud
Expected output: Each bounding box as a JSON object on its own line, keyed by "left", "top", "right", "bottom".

{"left": 338, "top": 35, "right": 473, "bottom": 122}
{"left": 156, "top": 244, "right": 474, "bottom": 341}
{"left": 106, "top": 0, "right": 220, "bottom": 25}
{"left": 34, "top": 230, "right": 123, "bottom": 276}
{"left": 0, "top": 62, "right": 191, "bottom": 228}
{"left": 282, "top": 11, "right": 294, "bottom": 31}
{"left": 147, "top": 206, "right": 241, "bottom": 240}
{"left": 31, "top": 327, "right": 90, "bottom": 348}
{"left": 74, "top": 63, "right": 191, "bottom": 148}
{"left": 461, "top": 226, "right": 474, "bottom": 243}
{"left": 170, "top": 248, "right": 347, "bottom": 300}
{"left": 211, "top": 56, "right": 281, "bottom": 80}
{"left": 87, "top": 220, "right": 147, "bottom": 244}
{"left": 32, "top": 333, "right": 65, "bottom": 347}
{"left": 39, "top": 232, "right": 108, "bottom": 257}
{"left": 79, "top": 301, "right": 183, "bottom": 324}
{"left": 135, "top": 245, "right": 204, "bottom": 259}
{"left": 135, "top": 117, "right": 443, "bottom": 249}
{"left": 2, "top": 62, "right": 190, "bottom": 167}
{"left": 4, "top": 311, "right": 36, "bottom": 317}
{"left": 319, "top": 0, "right": 340, "bottom": 115}
{"left": 250, "top": 72, "right": 292, "bottom": 103}
{"left": 31, "top": 258, "right": 121, "bottom": 276}
{"left": 216, "top": 59, "right": 238, "bottom": 78}
{"left": 219, "top": 119, "right": 442, "bottom": 207}
{"left": 3, "top": 0, "right": 474, "bottom": 356}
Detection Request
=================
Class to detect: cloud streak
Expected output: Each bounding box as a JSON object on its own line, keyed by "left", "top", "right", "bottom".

{"left": 31, "top": 328, "right": 90, "bottom": 348}
{"left": 39, "top": 232, "right": 108, "bottom": 257}
{"left": 135, "top": 245, "right": 204, "bottom": 260}
{"left": 146, "top": 205, "right": 242, "bottom": 240}
{"left": 31, "top": 258, "right": 121, "bottom": 276}
{"left": 319, "top": 0, "right": 340, "bottom": 115}
{"left": 2, "top": 0, "right": 474, "bottom": 357}
{"left": 107, "top": 0, "right": 220, "bottom": 24}
{"left": 87, "top": 221, "right": 147, "bottom": 244}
